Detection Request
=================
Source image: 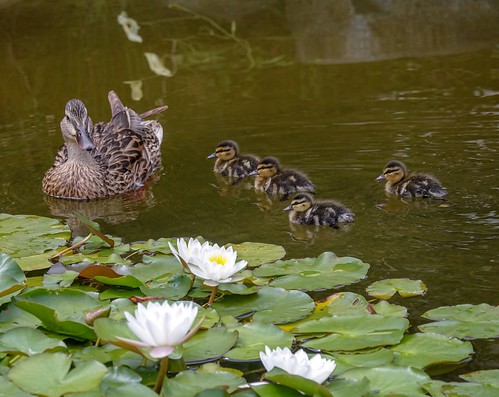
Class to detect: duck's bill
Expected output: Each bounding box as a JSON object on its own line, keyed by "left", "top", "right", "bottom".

{"left": 207, "top": 153, "right": 217, "bottom": 159}
{"left": 375, "top": 174, "right": 385, "bottom": 182}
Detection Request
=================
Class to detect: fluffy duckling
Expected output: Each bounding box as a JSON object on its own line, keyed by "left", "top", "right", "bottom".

{"left": 250, "top": 157, "right": 316, "bottom": 199}
{"left": 284, "top": 193, "right": 354, "bottom": 228}
{"left": 376, "top": 160, "right": 447, "bottom": 199}
{"left": 207, "top": 140, "right": 259, "bottom": 178}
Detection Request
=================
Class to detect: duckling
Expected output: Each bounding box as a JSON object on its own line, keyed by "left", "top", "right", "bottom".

{"left": 207, "top": 140, "right": 259, "bottom": 178}
{"left": 376, "top": 160, "right": 447, "bottom": 199}
{"left": 42, "top": 91, "right": 167, "bottom": 200}
{"left": 284, "top": 193, "right": 354, "bottom": 228}
{"left": 249, "top": 157, "right": 316, "bottom": 200}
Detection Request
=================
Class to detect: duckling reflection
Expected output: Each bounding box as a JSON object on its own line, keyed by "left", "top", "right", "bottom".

{"left": 44, "top": 188, "right": 156, "bottom": 238}
{"left": 207, "top": 140, "right": 259, "bottom": 179}
{"left": 284, "top": 193, "right": 354, "bottom": 229}
{"left": 250, "top": 157, "right": 316, "bottom": 200}
{"left": 376, "top": 160, "right": 447, "bottom": 199}
{"left": 210, "top": 173, "right": 254, "bottom": 197}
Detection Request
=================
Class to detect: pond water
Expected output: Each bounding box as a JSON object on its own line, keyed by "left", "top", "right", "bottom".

{"left": 0, "top": 0, "right": 498, "bottom": 374}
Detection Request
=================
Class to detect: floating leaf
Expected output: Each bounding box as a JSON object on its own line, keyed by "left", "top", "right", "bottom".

{"left": 0, "top": 214, "right": 70, "bottom": 258}
{"left": 326, "top": 377, "right": 370, "bottom": 397}
{"left": 295, "top": 314, "right": 409, "bottom": 351}
{"left": 366, "top": 278, "right": 427, "bottom": 299}
{"left": 100, "top": 366, "right": 158, "bottom": 397}
{"left": 332, "top": 349, "right": 394, "bottom": 375}
{"left": 8, "top": 352, "right": 107, "bottom": 397}
{"left": 0, "top": 377, "right": 34, "bottom": 397}
{"left": 130, "top": 238, "right": 175, "bottom": 254}
{"left": 142, "top": 273, "right": 191, "bottom": 300}
{"left": 424, "top": 379, "right": 499, "bottom": 397}
{"left": 338, "top": 365, "right": 430, "bottom": 396}
{"left": 250, "top": 382, "right": 304, "bottom": 397}
{"left": 0, "top": 254, "right": 26, "bottom": 305}
{"left": 253, "top": 252, "right": 369, "bottom": 291}
{"left": 13, "top": 288, "right": 102, "bottom": 340}
{"left": 390, "top": 333, "right": 473, "bottom": 369}
{"left": 420, "top": 304, "right": 499, "bottom": 339}
{"left": 460, "top": 369, "right": 499, "bottom": 387}
{"left": 94, "top": 275, "right": 144, "bottom": 288}
{"left": 212, "top": 287, "right": 314, "bottom": 324}
{"left": 224, "top": 323, "right": 294, "bottom": 361}
{"left": 227, "top": 242, "right": 286, "bottom": 268}
{"left": 0, "top": 327, "right": 66, "bottom": 356}
{"left": 163, "top": 364, "right": 246, "bottom": 397}
{"left": 264, "top": 369, "right": 333, "bottom": 397}
{"left": 184, "top": 327, "right": 238, "bottom": 363}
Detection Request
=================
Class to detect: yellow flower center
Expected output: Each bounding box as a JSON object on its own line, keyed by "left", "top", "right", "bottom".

{"left": 209, "top": 254, "right": 227, "bottom": 266}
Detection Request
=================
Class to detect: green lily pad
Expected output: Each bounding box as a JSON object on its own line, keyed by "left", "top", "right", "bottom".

{"left": 184, "top": 327, "right": 238, "bottom": 363}
{"left": 264, "top": 369, "right": 333, "bottom": 396}
{"left": 339, "top": 365, "right": 430, "bottom": 396}
{"left": 141, "top": 273, "right": 191, "bottom": 300}
{"left": 94, "top": 275, "right": 144, "bottom": 288}
{"left": 7, "top": 352, "right": 107, "bottom": 397}
{"left": 326, "top": 377, "right": 370, "bottom": 397}
{"left": 0, "top": 327, "right": 66, "bottom": 356}
{"left": 0, "top": 254, "right": 26, "bottom": 305}
{"left": 424, "top": 380, "right": 499, "bottom": 397}
{"left": 14, "top": 252, "right": 55, "bottom": 272}
{"left": 211, "top": 287, "right": 314, "bottom": 324}
{"left": 0, "top": 214, "right": 70, "bottom": 258}
{"left": 130, "top": 237, "right": 175, "bottom": 254}
{"left": 371, "top": 300, "right": 408, "bottom": 317}
{"left": 332, "top": 349, "right": 394, "bottom": 375}
{"left": 253, "top": 252, "right": 369, "bottom": 291}
{"left": 366, "top": 278, "right": 427, "bottom": 299}
{"left": 250, "top": 382, "right": 304, "bottom": 397}
{"left": 227, "top": 242, "right": 286, "bottom": 268}
{"left": 13, "top": 288, "right": 103, "bottom": 340}
{"left": 0, "top": 377, "right": 34, "bottom": 397}
{"left": 390, "top": 333, "right": 473, "bottom": 369}
{"left": 224, "top": 323, "right": 294, "bottom": 361}
{"left": 99, "top": 366, "right": 158, "bottom": 397}
{"left": 0, "top": 302, "right": 41, "bottom": 331}
{"left": 129, "top": 257, "right": 182, "bottom": 282}
{"left": 420, "top": 304, "right": 499, "bottom": 339}
{"left": 295, "top": 314, "right": 409, "bottom": 351}
{"left": 460, "top": 369, "right": 499, "bottom": 387}
{"left": 163, "top": 364, "right": 246, "bottom": 397}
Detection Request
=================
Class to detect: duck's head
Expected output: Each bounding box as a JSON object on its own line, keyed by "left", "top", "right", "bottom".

{"left": 61, "top": 99, "right": 94, "bottom": 151}
{"left": 376, "top": 160, "right": 407, "bottom": 184}
{"left": 249, "top": 157, "right": 280, "bottom": 177}
{"left": 284, "top": 193, "right": 313, "bottom": 212}
{"left": 207, "top": 140, "right": 239, "bottom": 161}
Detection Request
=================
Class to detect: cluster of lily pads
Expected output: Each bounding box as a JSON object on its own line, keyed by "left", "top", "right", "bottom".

{"left": 0, "top": 213, "right": 498, "bottom": 396}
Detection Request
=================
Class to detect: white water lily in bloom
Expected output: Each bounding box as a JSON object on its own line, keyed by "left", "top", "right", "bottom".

{"left": 119, "top": 301, "right": 199, "bottom": 359}
{"left": 168, "top": 238, "right": 210, "bottom": 268}
{"left": 188, "top": 244, "right": 248, "bottom": 287}
{"left": 259, "top": 346, "right": 336, "bottom": 384}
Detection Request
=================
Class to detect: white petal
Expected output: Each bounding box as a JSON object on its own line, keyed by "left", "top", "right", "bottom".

{"left": 150, "top": 346, "right": 174, "bottom": 359}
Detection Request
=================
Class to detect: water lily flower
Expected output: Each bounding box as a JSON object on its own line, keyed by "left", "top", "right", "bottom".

{"left": 168, "top": 238, "right": 210, "bottom": 269}
{"left": 118, "top": 300, "right": 200, "bottom": 359}
{"left": 188, "top": 243, "right": 248, "bottom": 287}
{"left": 259, "top": 346, "right": 336, "bottom": 384}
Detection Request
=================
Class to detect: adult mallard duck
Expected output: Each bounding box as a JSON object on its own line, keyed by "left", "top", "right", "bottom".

{"left": 376, "top": 160, "right": 447, "bottom": 199}
{"left": 284, "top": 193, "right": 354, "bottom": 228}
{"left": 207, "top": 140, "right": 259, "bottom": 178}
{"left": 42, "top": 91, "right": 167, "bottom": 200}
{"left": 249, "top": 157, "right": 316, "bottom": 200}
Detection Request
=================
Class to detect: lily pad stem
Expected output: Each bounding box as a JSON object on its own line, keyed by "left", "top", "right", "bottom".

{"left": 50, "top": 232, "right": 93, "bottom": 259}
{"left": 154, "top": 356, "right": 169, "bottom": 393}
{"left": 207, "top": 285, "right": 218, "bottom": 306}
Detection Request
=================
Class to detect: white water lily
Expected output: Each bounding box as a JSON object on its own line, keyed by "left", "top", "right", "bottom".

{"left": 119, "top": 301, "right": 199, "bottom": 359}
{"left": 168, "top": 238, "right": 210, "bottom": 268}
{"left": 259, "top": 346, "right": 336, "bottom": 384}
{"left": 188, "top": 244, "right": 248, "bottom": 287}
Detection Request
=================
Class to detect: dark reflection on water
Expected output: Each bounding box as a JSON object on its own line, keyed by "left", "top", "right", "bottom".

{"left": 0, "top": 0, "right": 498, "bottom": 372}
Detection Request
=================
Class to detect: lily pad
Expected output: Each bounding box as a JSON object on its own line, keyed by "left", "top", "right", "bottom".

{"left": 253, "top": 252, "right": 369, "bottom": 291}
{"left": 184, "top": 327, "right": 238, "bottom": 363}
{"left": 250, "top": 382, "right": 304, "bottom": 397}
{"left": 390, "top": 333, "right": 473, "bottom": 369}
{"left": 0, "top": 254, "right": 26, "bottom": 305}
{"left": 13, "top": 288, "right": 103, "bottom": 340}
{"left": 7, "top": 352, "right": 107, "bottom": 397}
{"left": 326, "top": 377, "right": 370, "bottom": 397}
{"left": 130, "top": 237, "right": 175, "bottom": 254}
{"left": 460, "top": 369, "right": 499, "bottom": 387}
{"left": 141, "top": 273, "right": 191, "bottom": 300}
{"left": 0, "top": 377, "right": 34, "bottom": 397}
{"left": 264, "top": 369, "right": 333, "bottom": 397}
{"left": 295, "top": 314, "right": 409, "bottom": 351}
{"left": 224, "top": 323, "right": 294, "bottom": 361}
{"left": 419, "top": 304, "right": 499, "bottom": 339}
{"left": 14, "top": 252, "right": 56, "bottom": 272}
{"left": 211, "top": 287, "right": 314, "bottom": 324}
{"left": 424, "top": 380, "right": 499, "bottom": 397}
{"left": 366, "top": 278, "right": 427, "bottom": 299}
{"left": 0, "top": 327, "right": 67, "bottom": 356}
{"left": 332, "top": 349, "right": 394, "bottom": 375}
{"left": 338, "top": 365, "right": 430, "bottom": 396}
{"left": 0, "top": 214, "right": 70, "bottom": 258}
{"left": 227, "top": 242, "right": 286, "bottom": 268}
{"left": 162, "top": 364, "right": 246, "bottom": 397}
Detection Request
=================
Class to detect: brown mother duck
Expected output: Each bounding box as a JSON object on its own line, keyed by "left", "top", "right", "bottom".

{"left": 284, "top": 193, "right": 354, "bottom": 228}
{"left": 42, "top": 91, "right": 167, "bottom": 200}
{"left": 249, "top": 156, "right": 316, "bottom": 200}
{"left": 207, "top": 140, "right": 259, "bottom": 178}
{"left": 376, "top": 160, "right": 447, "bottom": 199}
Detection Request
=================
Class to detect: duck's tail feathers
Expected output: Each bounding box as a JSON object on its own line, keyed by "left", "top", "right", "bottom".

{"left": 108, "top": 90, "right": 127, "bottom": 118}
{"left": 139, "top": 105, "right": 168, "bottom": 119}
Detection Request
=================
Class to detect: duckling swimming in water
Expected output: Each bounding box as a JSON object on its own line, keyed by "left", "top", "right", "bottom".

{"left": 284, "top": 193, "right": 354, "bottom": 228}
{"left": 207, "top": 140, "right": 259, "bottom": 178}
{"left": 376, "top": 160, "right": 447, "bottom": 199}
{"left": 249, "top": 157, "right": 316, "bottom": 200}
